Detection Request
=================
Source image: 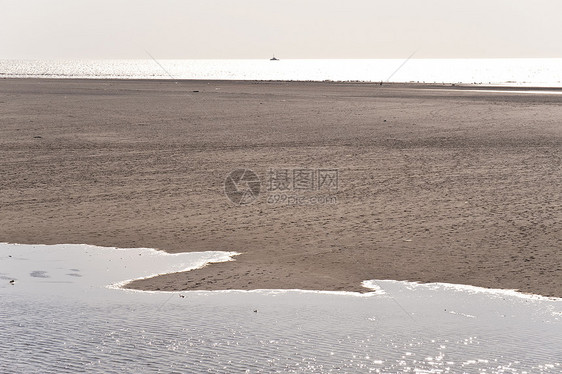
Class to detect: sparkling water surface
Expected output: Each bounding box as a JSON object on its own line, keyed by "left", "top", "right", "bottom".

{"left": 1, "top": 59, "right": 561, "bottom": 86}
{"left": 1, "top": 243, "right": 561, "bottom": 373}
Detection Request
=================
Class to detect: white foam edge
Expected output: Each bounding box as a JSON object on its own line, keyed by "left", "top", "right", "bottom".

{"left": 2, "top": 242, "right": 559, "bottom": 301}
{"left": 112, "top": 248, "right": 383, "bottom": 297}
{"left": 107, "top": 250, "right": 241, "bottom": 290}
{"left": 363, "top": 280, "right": 561, "bottom": 301}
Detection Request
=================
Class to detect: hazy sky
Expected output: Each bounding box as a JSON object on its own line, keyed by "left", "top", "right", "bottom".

{"left": 2, "top": 0, "right": 561, "bottom": 59}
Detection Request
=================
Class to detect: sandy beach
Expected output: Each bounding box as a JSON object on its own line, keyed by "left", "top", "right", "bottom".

{"left": 0, "top": 78, "right": 560, "bottom": 296}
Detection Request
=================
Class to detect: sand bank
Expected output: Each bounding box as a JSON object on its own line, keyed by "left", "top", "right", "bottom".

{"left": 0, "top": 79, "right": 560, "bottom": 296}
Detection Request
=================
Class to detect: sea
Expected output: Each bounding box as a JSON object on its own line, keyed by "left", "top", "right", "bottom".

{"left": 1, "top": 243, "right": 561, "bottom": 373}
{"left": 1, "top": 58, "right": 561, "bottom": 86}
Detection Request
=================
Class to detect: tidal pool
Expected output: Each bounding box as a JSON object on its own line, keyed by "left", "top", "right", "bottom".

{"left": 1, "top": 243, "right": 560, "bottom": 373}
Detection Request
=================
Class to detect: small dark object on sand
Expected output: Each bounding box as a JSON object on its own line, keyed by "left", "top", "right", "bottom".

{"left": 253, "top": 310, "right": 258, "bottom": 313}
{"left": 192, "top": 90, "right": 199, "bottom": 93}
{"left": 9, "top": 280, "right": 15, "bottom": 285}
{"left": 33, "top": 136, "right": 42, "bottom": 139}
{"left": 179, "top": 294, "right": 185, "bottom": 298}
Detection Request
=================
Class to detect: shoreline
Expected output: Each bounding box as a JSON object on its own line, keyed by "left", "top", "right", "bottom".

{"left": 3, "top": 241, "right": 559, "bottom": 300}
{"left": 1, "top": 78, "right": 561, "bottom": 297}
{"left": 3, "top": 76, "right": 562, "bottom": 90}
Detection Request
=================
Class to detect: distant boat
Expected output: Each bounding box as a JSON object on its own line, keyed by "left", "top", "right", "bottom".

{"left": 270, "top": 55, "right": 279, "bottom": 61}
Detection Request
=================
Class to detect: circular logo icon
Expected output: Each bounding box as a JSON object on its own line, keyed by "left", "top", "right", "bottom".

{"left": 224, "top": 169, "right": 261, "bottom": 205}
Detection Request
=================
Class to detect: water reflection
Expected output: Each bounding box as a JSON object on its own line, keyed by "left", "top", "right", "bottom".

{"left": 1, "top": 243, "right": 560, "bottom": 373}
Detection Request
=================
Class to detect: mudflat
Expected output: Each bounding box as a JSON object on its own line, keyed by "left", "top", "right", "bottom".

{"left": 0, "top": 79, "right": 560, "bottom": 296}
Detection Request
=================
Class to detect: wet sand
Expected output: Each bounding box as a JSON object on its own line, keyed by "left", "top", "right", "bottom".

{"left": 0, "top": 78, "right": 560, "bottom": 296}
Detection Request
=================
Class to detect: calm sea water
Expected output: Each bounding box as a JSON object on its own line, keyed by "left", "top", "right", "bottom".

{"left": 1, "top": 243, "right": 561, "bottom": 373}
{"left": 1, "top": 59, "right": 561, "bottom": 86}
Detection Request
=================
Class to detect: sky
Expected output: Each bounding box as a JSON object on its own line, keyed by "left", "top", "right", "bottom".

{"left": 2, "top": 0, "right": 561, "bottom": 59}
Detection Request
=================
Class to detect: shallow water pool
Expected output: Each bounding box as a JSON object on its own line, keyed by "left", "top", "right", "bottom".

{"left": 1, "top": 243, "right": 560, "bottom": 373}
